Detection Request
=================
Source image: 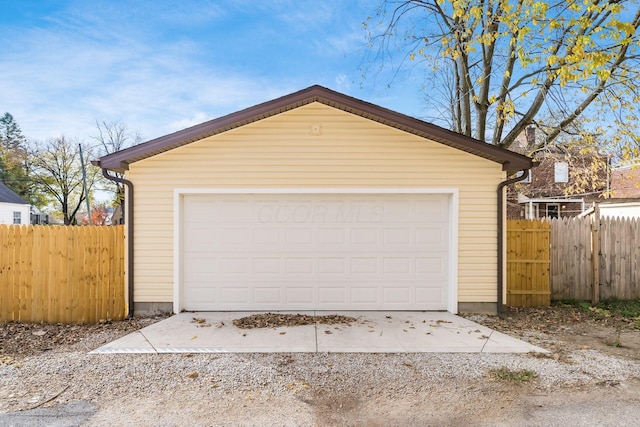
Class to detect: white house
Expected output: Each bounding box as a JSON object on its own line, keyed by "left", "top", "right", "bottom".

{"left": 0, "top": 182, "right": 30, "bottom": 225}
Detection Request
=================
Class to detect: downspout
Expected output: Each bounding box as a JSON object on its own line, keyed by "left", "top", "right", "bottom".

{"left": 497, "top": 169, "right": 530, "bottom": 319}
{"left": 99, "top": 167, "right": 135, "bottom": 320}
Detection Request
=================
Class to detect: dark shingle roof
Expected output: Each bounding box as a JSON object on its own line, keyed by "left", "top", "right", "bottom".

{"left": 0, "top": 182, "right": 29, "bottom": 205}
{"left": 95, "top": 85, "right": 533, "bottom": 173}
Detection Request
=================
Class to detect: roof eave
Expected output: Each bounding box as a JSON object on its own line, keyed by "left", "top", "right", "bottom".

{"left": 97, "top": 85, "right": 533, "bottom": 172}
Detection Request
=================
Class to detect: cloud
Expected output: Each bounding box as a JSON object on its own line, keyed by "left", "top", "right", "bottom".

{"left": 0, "top": 3, "right": 294, "bottom": 142}
{"left": 0, "top": 0, "right": 393, "bottom": 144}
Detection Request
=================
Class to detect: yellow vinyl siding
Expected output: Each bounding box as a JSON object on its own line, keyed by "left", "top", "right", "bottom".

{"left": 127, "top": 102, "right": 504, "bottom": 304}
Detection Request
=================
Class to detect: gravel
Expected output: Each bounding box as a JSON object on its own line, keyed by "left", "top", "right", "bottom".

{"left": 2, "top": 309, "right": 640, "bottom": 426}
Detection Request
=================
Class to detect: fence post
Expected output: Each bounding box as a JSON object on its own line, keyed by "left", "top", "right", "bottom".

{"left": 591, "top": 203, "right": 600, "bottom": 304}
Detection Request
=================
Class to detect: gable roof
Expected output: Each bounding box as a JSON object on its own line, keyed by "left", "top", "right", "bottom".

{"left": 95, "top": 85, "right": 533, "bottom": 173}
{"left": 0, "top": 182, "right": 29, "bottom": 205}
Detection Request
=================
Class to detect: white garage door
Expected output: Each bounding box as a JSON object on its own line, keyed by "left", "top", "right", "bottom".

{"left": 181, "top": 193, "right": 450, "bottom": 311}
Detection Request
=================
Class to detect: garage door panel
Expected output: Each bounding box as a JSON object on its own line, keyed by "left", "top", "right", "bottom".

{"left": 318, "top": 287, "right": 346, "bottom": 303}
{"left": 317, "top": 228, "right": 346, "bottom": 244}
{"left": 415, "top": 227, "right": 447, "bottom": 247}
{"left": 416, "top": 286, "right": 446, "bottom": 304}
{"left": 318, "top": 258, "right": 346, "bottom": 274}
{"left": 221, "top": 287, "right": 249, "bottom": 304}
{"left": 350, "top": 257, "right": 378, "bottom": 274}
{"left": 383, "top": 287, "right": 411, "bottom": 304}
{"left": 416, "top": 256, "right": 447, "bottom": 278}
{"left": 286, "top": 287, "right": 314, "bottom": 304}
{"left": 253, "top": 258, "right": 281, "bottom": 274}
{"left": 182, "top": 193, "right": 451, "bottom": 311}
{"left": 253, "top": 228, "right": 281, "bottom": 245}
{"left": 415, "top": 198, "right": 448, "bottom": 219}
{"left": 254, "top": 287, "right": 281, "bottom": 304}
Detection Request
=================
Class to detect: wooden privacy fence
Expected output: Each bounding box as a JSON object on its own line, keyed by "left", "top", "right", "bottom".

{"left": 506, "top": 220, "right": 551, "bottom": 307}
{"left": 508, "top": 217, "right": 640, "bottom": 306}
{"left": 552, "top": 216, "right": 640, "bottom": 301}
{"left": 0, "top": 225, "right": 125, "bottom": 324}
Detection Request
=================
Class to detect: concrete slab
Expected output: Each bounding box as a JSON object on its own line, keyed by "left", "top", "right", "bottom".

{"left": 91, "top": 311, "right": 547, "bottom": 354}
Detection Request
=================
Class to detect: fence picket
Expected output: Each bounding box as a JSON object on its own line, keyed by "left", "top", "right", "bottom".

{"left": 0, "top": 225, "right": 125, "bottom": 324}
{"left": 506, "top": 219, "right": 551, "bottom": 307}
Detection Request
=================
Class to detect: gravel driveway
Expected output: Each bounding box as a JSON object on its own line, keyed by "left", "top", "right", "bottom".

{"left": 1, "top": 308, "right": 640, "bottom": 426}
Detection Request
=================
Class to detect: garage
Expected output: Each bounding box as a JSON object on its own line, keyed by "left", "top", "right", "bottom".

{"left": 180, "top": 191, "right": 454, "bottom": 311}
{"left": 95, "top": 85, "right": 533, "bottom": 316}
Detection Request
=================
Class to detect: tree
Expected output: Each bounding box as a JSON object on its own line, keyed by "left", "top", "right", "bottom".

{"left": 31, "top": 136, "right": 99, "bottom": 225}
{"left": 90, "top": 120, "right": 141, "bottom": 205}
{"left": 79, "top": 204, "right": 110, "bottom": 226}
{"left": 364, "top": 0, "right": 640, "bottom": 156}
{"left": 0, "top": 112, "right": 31, "bottom": 200}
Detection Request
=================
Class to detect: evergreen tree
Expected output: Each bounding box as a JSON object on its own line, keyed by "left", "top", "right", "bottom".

{"left": 0, "top": 112, "right": 35, "bottom": 203}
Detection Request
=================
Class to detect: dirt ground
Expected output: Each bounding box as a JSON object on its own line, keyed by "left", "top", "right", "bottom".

{"left": 2, "top": 305, "right": 638, "bottom": 360}
{"left": 469, "top": 304, "right": 640, "bottom": 361}
{"left": 1, "top": 306, "right": 640, "bottom": 426}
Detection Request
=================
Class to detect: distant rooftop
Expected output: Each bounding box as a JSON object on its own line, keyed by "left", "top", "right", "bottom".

{"left": 0, "top": 182, "right": 29, "bottom": 205}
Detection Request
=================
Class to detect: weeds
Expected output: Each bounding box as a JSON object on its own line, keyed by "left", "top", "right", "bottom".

{"left": 490, "top": 368, "right": 537, "bottom": 383}
{"left": 604, "top": 330, "right": 623, "bottom": 348}
{"left": 556, "top": 298, "right": 640, "bottom": 321}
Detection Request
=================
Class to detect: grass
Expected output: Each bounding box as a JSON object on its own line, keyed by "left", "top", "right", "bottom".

{"left": 555, "top": 298, "right": 640, "bottom": 321}
{"left": 490, "top": 368, "right": 537, "bottom": 383}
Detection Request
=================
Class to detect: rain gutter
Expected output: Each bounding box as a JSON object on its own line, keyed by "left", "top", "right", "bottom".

{"left": 497, "top": 168, "right": 531, "bottom": 319}
{"left": 94, "top": 163, "right": 135, "bottom": 320}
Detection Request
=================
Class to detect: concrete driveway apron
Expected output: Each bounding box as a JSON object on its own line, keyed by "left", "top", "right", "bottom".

{"left": 91, "top": 311, "right": 546, "bottom": 354}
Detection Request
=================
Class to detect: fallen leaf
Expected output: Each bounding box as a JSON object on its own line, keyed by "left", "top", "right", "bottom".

{"left": 186, "top": 372, "right": 198, "bottom": 379}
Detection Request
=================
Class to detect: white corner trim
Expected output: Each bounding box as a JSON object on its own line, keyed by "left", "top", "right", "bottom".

{"left": 172, "top": 187, "right": 460, "bottom": 314}
{"left": 173, "top": 190, "right": 182, "bottom": 315}
{"left": 448, "top": 190, "right": 459, "bottom": 314}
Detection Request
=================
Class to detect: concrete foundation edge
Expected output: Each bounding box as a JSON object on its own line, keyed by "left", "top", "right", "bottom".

{"left": 133, "top": 302, "right": 497, "bottom": 316}
{"left": 134, "top": 302, "right": 174, "bottom": 316}
{"left": 457, "top": 302, "right": 497, "bottom": 315}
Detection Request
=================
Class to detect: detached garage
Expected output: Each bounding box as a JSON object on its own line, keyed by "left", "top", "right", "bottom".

{"left": 95, "top": 85, "right": 532, "bottom": 315}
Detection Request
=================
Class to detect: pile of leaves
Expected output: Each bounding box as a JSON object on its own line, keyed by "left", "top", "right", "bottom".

{"left": 232, "top": 313, "right": 357, "bottom": 329}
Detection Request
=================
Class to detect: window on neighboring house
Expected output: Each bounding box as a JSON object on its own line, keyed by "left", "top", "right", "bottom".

{"left": 13, "top": 211, "right": 21, "bottom": 224}
{"left": 546, "top": 204, "right": 559, "bottom": 219}
{"left": 515, "top": 170, "right": 531, "bottom": 183}
{"left": 554, "top": 162, "right": 568, "bottom": 183}
{"left": 525, "top": 203, "right": 540, "bottom": 219}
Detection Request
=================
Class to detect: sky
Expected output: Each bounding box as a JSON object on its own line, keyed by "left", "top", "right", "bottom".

{"left": 0, "top": 0, "right": 427, "bottom": 144}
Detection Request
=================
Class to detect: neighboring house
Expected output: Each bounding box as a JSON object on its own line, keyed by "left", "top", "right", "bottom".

{"left": 611, "top": 163, "right": 640, "bottom": 198}
{"left": 507, "top": 128, "right": 608, "bottom": 219}
{"left": 95, "top": 85, "right": 532, "bottom": 316}
{"left": 0, "top": 182, "right": 30, "bottom": 225}
{"left": 111, "top": 205, "right": 124, "bottom": 225}
{"left": 30, "top": 206, "right": 49, "bottom": 225}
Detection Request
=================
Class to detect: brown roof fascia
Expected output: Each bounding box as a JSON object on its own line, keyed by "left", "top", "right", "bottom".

{"left": 96, "top": 85, "right": 533, "bottom": 173}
